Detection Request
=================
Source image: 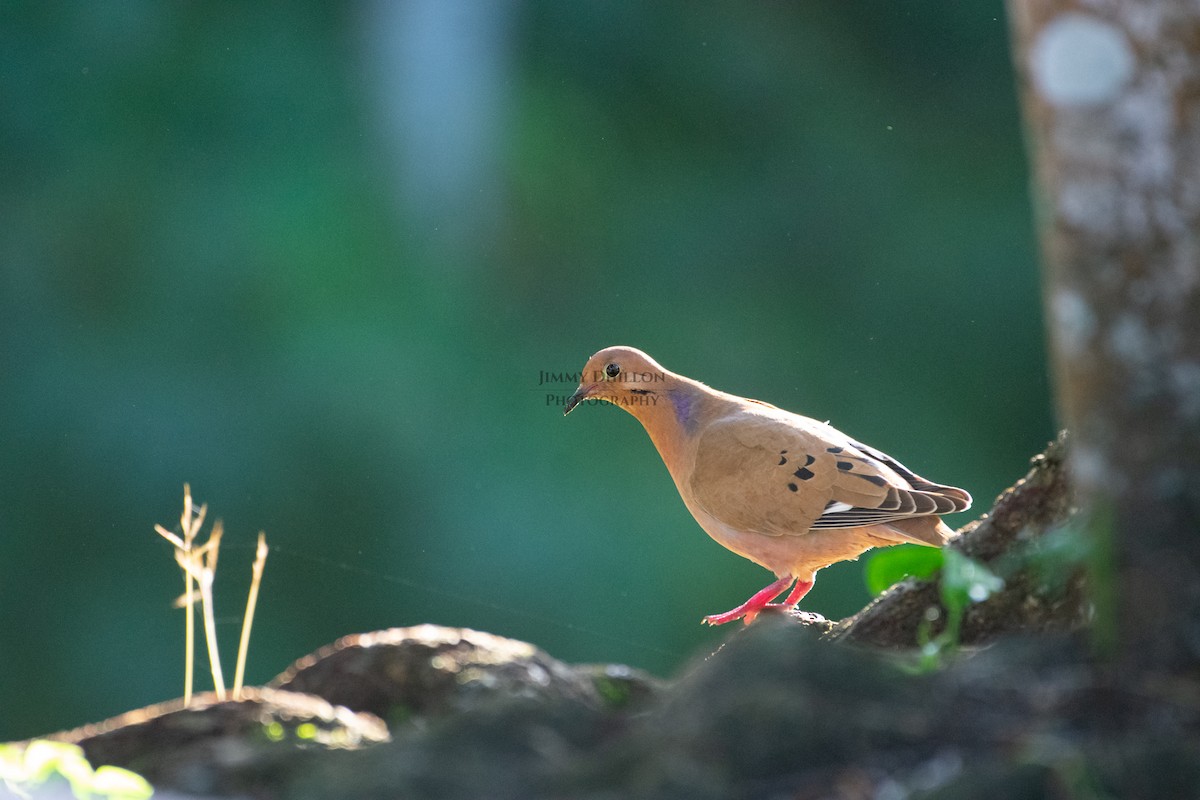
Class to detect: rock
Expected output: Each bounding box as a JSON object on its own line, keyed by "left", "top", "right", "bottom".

{"left": 51, "top": 687, "right": 387, "bottom": 797}
{"left": 47, "top": 625, "right": 661, "bottom": 798}
{"left": 269, "top": 625, "right": 658, "bottom": 727}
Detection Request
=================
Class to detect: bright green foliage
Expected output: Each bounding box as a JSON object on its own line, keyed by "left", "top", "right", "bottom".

{"left": 88, "top": 767, "right": 155, "bottom": 800}
{"left": 0, "top": 740, "right": 154, "bottom": 800}
{"left": 941, "top": 548, "right": 1005, "bottom": 606}
{"left": 866, "top": 545, "right": 1004, "bottom": 670}
{"left": 864, "top": 545, "right": 946, "bottom": 596}
{"left": 915, "top": 549, "right": 1005, "bottom": 669}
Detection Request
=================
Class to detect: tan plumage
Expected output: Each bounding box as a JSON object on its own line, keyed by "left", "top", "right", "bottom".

{"left": 564, "top": 346, "right": 971, "bottom": 625}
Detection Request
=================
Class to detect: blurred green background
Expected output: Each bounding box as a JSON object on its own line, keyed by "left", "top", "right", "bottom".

{"left": 0, "top": 2, "right": 1052, "bottom": 740}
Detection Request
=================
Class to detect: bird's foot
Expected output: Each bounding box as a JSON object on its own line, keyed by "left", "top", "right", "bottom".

{"left": 701, "top": 575, "right": 796, "bottom": 626}
{"left": 702, "top": 607, "right": 757, "bottom": 626}
{"left": 701, "top": 578, "right": 817, "bottom": 626}
{"left": 703, "top": 603, "right": 826, "bottom": 626}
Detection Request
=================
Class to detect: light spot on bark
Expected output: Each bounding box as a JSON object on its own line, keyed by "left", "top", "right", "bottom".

{"left": 1109, "top": 313, "right": 1154, "bottom": 365}
{"left": 1058, "top": 176, "right": 1120, "bottom": 234}
{"left": 1031, "top": 13, "right": 1134, "bottom": 107}
{"left": 1071, "top": 443, "right": 1108, "bottom": 492}
{"left": 1115, "top": 84, "right": 1174, "bottom": 190}
{"left": 1052, "top": 289, "right": 1096, "bottom": 357}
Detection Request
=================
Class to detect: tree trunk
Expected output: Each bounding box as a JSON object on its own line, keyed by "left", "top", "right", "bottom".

{"left": 1006, "top": 0, "right": 1200, "bottom": 674}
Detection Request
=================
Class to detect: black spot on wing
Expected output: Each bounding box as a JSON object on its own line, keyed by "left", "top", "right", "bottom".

{"left": 787, "top": 482, "right": 799, "bottom": 492}
{"left": 826, "top": 446, "right": 844, "bottom": 454}
{"left": 793, "top": 467, "right": 814, "bottom": 481}
{"left": 836, "top": 461, "right": 854, "bottom": 471}
{"left": 804, "top": 454, "right": 815, "bottom": 466}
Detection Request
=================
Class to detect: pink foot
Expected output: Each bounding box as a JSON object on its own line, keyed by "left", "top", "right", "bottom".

{"left": 702, "top": 576, "right": 799, "bottom": 626}
{"left": 753, "top": 581, "right": 817, "bottom": 622}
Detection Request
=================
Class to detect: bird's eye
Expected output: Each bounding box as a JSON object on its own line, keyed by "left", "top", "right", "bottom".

{"left": 605, "top": 363, "right": 621, "bottom": 379}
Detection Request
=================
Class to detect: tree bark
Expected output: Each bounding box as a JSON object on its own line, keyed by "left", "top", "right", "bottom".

{"left": 1006, "top": 0, "right": 1200, "bottom": 674}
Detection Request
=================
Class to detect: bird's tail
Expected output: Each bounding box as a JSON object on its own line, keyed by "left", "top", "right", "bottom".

{"left": 868, "top": 515, "right": 960, "bottom": 547}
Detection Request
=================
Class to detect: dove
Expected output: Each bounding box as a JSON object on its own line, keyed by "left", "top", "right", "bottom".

{"left": 564, "top": 346, "right": 971, "bottom": 625}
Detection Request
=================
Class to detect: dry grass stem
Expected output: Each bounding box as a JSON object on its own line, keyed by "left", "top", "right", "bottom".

{"left": 233, "top": 532, "right": 269, "bottom": 700}
{"left": 156, "top": 485, "right": 269, "bottom": 705}
{"left": 155, "top": 483, "right": 208, "bottom": 706}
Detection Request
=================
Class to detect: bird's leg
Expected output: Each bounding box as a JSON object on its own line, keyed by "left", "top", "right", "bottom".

{"left": 702, "top": 575, "right": 795, "bottom": 626}
{"left": 778, "top": 578, "right": 814, "bottom": 606}
{"left": 759, "top": 578, "right": 816, "bottom": 615}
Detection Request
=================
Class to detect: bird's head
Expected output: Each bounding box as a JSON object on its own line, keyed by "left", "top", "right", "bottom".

{"left": 563, "top": 346, "right": 671, "bottom": 417}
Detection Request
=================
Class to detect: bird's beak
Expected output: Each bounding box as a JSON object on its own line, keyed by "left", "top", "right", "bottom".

{"left": 564, "top": 384, "right": 596, "bottom": 416}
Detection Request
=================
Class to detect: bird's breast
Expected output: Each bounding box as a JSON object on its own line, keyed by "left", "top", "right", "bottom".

{"left": 680, "top": 494, "right": 798, "bottom": 574}
{"left": 679, "top": 494, "right": 886, "bottom": 582}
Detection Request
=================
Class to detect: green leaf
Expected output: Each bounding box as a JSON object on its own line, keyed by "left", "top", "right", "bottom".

{"left": 940, "top": 549, "right": 1004, "bottom": 611}
{"left": 92, "top": 765, "right": 155, "bottom": 800}
{"left": 864, "top": 545, "right": 945, "bottom": 596}
{"left": 2, "top": 741, "right": 156, "bottom": 800}
{"left": 0, "top": 743, "right": 24, "bottom": 783}
{"left": 22, "top": 741, "right": 92, "bottom": 786}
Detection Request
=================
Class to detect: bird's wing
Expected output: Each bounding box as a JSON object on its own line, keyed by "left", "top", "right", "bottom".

{"left": 687, "top": 409, "right": 970, "bottom": 541}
